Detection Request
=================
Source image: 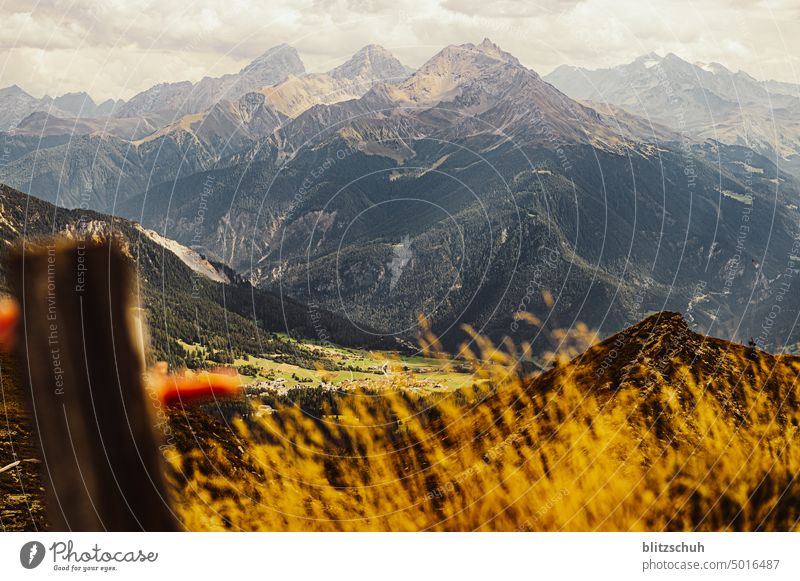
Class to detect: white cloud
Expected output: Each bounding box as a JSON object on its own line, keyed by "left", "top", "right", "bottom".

{"left": 0, "top": 0, "right": 797, "bottom": 101}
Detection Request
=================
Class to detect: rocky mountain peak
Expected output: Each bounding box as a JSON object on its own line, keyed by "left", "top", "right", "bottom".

{"left": 545, "top": 311, "right": 784, "bottom": 399}
{"left": 238, "top": 43, "right": 306, "bottom": 80}
{"left": 659, "top": 52, "right": 696, "bottom": 72}
{"left": 329, "top": 44, "right": 412, "bottom": 82}
{"left": 116, "top": 44, "right": 305, "bottom": 120}
{"left": 435, "top": 38, "right": 520, "bottom": 67}
{"left": 472, "top": 37, "right": 518, "bottom": 63}
{"left": 695, "top": 61, "right": 730, "bottom": 75}
{"left": 391, "top": 39, "right": 525, "bottom": 104}
{"left": 637, "top": 51, "right": 662, "bottom": 61}
{"left": 0, "top": 84, "right": 34, "bottom": 98}
{"left": 53, "top": 91, "right": 98, "bottom": 115}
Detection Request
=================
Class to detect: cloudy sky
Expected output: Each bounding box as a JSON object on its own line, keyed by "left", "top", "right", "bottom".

{"left": 1, "top": 0, "right": 798, "bottom": 101}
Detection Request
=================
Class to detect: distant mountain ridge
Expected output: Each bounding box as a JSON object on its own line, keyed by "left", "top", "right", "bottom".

{"left": 0, "top": 43, "right": 414, "bottom": 213}
{"left": 114, "top": 44, "right": 306, "bottom": 123}
{"left": 117, "top": 40, "right": 800, "bottom": 354}
{"left": 544, "top": 52, "right": 800, "bottom": 174}
{"left": 0, "top": 43, "right": 414, "bottom": 134}
{"left": 261, "top": 44, "right": 413, "bottom": 118}
{"left": 0, "top": 182, "right": 397, "bottom": 361}
{"left": 0, "top": 85, "right": 118, "bottom": 131}
{"left": 2, "top": 41, "right": 800, "bottom": 354}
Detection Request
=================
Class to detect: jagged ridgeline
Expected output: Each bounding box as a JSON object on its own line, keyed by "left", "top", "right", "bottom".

{"left": 168, "top": 312, "right": 800, "bottom": 531}
{"left": 0, "top": 184, "right": 396, "bottom": 366}
{"left": 114, "top": 41, "right": 800, "bottom": 353}
{"left": 2, "top": 40, "right": 800, "bottom": 351}
{"left": 544, "top": 52, "right": 800, "bottom": 177}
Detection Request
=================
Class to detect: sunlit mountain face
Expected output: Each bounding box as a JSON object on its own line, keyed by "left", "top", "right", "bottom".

{"left": 0, "top": 40, "right": 798, "bottom": 353}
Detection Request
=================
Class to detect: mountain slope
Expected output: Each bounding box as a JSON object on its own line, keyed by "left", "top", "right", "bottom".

{"left": 0, "top": 182, "right": 397, "bottom": 362}
{"left": 120, "top": 40, "right": 800, "bottom": 353}
{"left": 0, "top": 92, "right": 292, "bottom": 213}
{"left": 115, "top": 44, "right": 305, "bottom": 123}
{"left": 0, "top": 132, "right": 215, "bottom": 212}
{"left": 540, "top": 310, "right": 797, "bottom": 400}
{"left": 262, "top": 45, "right": 413, "bottom": 118}
{"left": 164, "top": 310, "right": 800, "bottom": 531}
{"left": 545, "top": 53, "right": 800, "bottom": 172}
{"left": 8, "top": 304, "right": 800, "bottom": 531}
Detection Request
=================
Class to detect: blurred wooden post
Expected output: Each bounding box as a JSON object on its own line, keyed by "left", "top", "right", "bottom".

{"left": 6, "top": 238, "right": 178, "bottom": 531}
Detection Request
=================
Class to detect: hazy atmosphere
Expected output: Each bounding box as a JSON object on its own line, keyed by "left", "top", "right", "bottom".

{"left": 1, "top": 0, "right": 798, "bottom": 101}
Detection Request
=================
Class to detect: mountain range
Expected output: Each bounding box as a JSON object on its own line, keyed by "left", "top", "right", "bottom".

{"left": 0, "top": 43, "right": 411, "bottom": 212}
{"left": 545, "top": 52, "right": 800, "bottom": 176}
{"left": 117, "top": 39, "right": 800, "bottom": 353}
{"left": 0, "top": 183, "right": 396, "bottom": 367}
{"left": 0, "top": 40, "right": 799, "bottom": 353}
{"left": 0, "top": 85, "right": 118, "bottom": 130}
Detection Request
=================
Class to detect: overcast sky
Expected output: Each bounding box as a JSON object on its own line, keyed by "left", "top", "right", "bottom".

{"left": 1, "top": 0, "right": 798, "bottom": 102}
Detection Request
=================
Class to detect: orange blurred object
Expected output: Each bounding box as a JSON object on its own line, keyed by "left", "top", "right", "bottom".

{"left": 151, "top": 364, "right": 243, "bottom": 406}
{"left": 0, "top": 292, "right": 242, "bottom": 406}
{"left": 0, "top": 296, "right": 19, "bottom": 352}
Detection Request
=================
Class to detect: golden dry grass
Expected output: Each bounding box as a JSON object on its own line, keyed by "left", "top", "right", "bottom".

{"left": 166, "top": 313, "right": 800, "bottom": 531}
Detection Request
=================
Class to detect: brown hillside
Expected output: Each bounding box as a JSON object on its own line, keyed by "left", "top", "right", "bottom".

{"left": 4, "top": 311, "right": 800, "bottom": 531}
{"left": 537, "top": 311, "right": 800, "bottom": 425}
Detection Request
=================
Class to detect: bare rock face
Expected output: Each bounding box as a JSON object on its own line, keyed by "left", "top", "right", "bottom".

{"left": 115, "top": 43, "right": 306, "bottom": 121}
{"left": 328, "top": 44, "right": 413, "bottom": 82}
{"left": 275, "top": 38, "right": 626, "bottom": 152}
{"left": 262, "top": 45, "right": 413, "bottom": 118}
